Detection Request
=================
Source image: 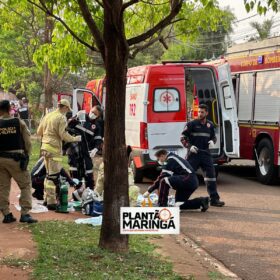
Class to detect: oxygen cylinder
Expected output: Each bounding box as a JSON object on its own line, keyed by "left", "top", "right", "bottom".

{"left": 56, "top": 179, "right": 69, "bottom": 213}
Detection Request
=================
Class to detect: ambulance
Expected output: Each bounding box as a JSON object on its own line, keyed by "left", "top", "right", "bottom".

{"left": 72, "top": 60, "right": 239, "bottom": 182}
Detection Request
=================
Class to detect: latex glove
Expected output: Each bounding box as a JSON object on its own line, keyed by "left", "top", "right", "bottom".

{"left": 90, "top": 148, "right": 98, "bottom": 158}
{"left": 75, "top": 135, "right": 82, "bottom": 142}
{"left": 190, "top": 145, "right": 198, "bottom": 154}
{"left": 208, "top": 140, "right": 215, "bottom": 149}
{"left": 143, "top": 191, "right": 150, "bottom": 198}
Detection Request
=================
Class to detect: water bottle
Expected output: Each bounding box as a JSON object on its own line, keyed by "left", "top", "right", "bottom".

{"left": 56, "top": 179, "right": 69, "bottom": 213}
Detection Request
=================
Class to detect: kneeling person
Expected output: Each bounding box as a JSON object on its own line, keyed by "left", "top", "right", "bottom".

{"left": 144, "top": 150, "right": 209, "bottom": 212}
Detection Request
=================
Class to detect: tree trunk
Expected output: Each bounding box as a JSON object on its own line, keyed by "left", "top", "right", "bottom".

{"left": 43, "top": 14, "right": 54, "bottom": 110}
{"left": 99, "top": 1, "right": 130, "bottom": 252}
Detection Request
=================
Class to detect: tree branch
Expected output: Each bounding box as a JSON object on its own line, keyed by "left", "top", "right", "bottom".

{"left": 129, "top": 35, "right": 163, "bottom": 58}
{"left": 127, "top": 0, "right": 183, "bottom": 46}
{"left": 27, "top": 0, "right": 98, "bottom": 52}
{"left": 122, "top": 0, "right": 139, "bottom": 12}
{"left": 76, "top": 0, "right": 105, "bottom": 56}
{"left": 95, "top": 0, "right": 104, "bottom": 8}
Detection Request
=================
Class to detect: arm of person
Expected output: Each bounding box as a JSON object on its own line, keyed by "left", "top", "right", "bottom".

{"left": 58, "top": 116, "right": 80, "bottom": 143}
{"left": 181, "top": 122, "right": 193, "bottom": 148}
{"left": 20, "top": 120, "right": 32, "bottom": 155}
{"left": 210, "top": 124, "right": 217, "bottom": 144}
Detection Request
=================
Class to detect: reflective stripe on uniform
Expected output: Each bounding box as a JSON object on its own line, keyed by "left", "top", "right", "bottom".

{"left": 85, "top": 170, "right": 93, "bottom": 174}
{"left": 94, "top": 136, "right": 102, "bottom": 140}
{"left": 41, "top": 143, "right": 60, "bottom": 155}
{"left": 168, "top": 156, "right": 192, "bottom": 174}
{"left": 191, "top": 132, "right": 210, "bottom": 137}
{"left": 69, "top": 167, "right": 78, "bottom": 171}
{"left": 204, "top": 177, "right": 216, "bottom": 182}
{"left": 162, "top": 169, "right": 174, "bottom": 175}
{"left": 33, "top": 159, "right": 45, "bottom": 176}
{"left": 76, "top": 125, "right": 94, "bottom": 136}
{"left": 164, "top": 177, "right": 172, "bottom": 188}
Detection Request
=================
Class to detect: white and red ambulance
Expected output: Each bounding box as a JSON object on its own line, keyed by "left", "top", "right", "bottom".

{"left": 72, "top": 60, "right": 239, "bottom": 182}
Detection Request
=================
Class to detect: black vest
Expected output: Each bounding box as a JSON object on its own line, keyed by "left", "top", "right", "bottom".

{"left": 18, "top": 106, "right": 29, "bottom": 119}
{"left": 0, "top": 118, "right": 23, "bottom": 151}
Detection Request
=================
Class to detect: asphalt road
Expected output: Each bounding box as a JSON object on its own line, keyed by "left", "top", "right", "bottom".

{"left": 142, "top": 161, "right": 280, "bottom": 280}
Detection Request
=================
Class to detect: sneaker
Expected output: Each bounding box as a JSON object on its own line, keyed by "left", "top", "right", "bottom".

{"left": 20, "top": 214, "right": 38, "bottom": 224}
{"left": 200, "top": 197, "right": 209, "bottom": 212}
{"left": 3, "top": 213, "right": 16, "bottom": 223}
{"left": 210, "top": 199, "right": 225, "bottom": 207}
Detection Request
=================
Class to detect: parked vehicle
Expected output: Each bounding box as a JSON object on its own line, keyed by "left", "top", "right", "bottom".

{"left": 73, "top": 60, "right": 239, "bottom": 183}
{"left": 226, "top": 37, "right": 280, "bottom": 184}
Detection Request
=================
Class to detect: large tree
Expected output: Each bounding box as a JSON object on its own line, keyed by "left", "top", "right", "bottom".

{"left": 25, "top": 0, "right": 226, "bottom": 252}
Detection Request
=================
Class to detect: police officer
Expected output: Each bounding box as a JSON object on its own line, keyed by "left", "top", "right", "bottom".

{"left": 37, "top": 99, "right": 81, "bottom": 210}
{"left": 143, "top": 149, "right": 209, "bottom": 211}
{"left": 181, "top": 104, "right": 225, "bottom": 207}
{"left": 0, "top": 100, "right": 37, "bottom": 223}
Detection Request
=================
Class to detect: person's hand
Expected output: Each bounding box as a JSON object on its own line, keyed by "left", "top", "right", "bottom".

{"left": 190, "top": 145, "right": 198, "bottom": 154}
{"left": 143, "top": 191, "right": 150, "bottom": 198}
{"left": 208, "top": 140, "right": 215, "bottom": 149}
{"left": 180, "top": 137, "right": 188, "bottom": 148}
{"left": 90, "top": 148, "right": 98, "bottom": 158}
{"left": 75, "top": 135, "right": 82, "bottom": 142}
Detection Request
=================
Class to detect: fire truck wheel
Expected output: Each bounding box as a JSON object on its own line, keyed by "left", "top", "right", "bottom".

{"left": 256, "top": 138, "right": 276, "bottom": 185}
{"left": 130, "top": 160, "right": 144, "bottom": 183}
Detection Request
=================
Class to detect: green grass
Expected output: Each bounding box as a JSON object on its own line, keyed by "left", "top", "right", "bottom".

{"left": 208, "top": 271, "right": 229, "bottom": 280}
{"left": 30, "top": 221, "right": 183, "bottom": 280}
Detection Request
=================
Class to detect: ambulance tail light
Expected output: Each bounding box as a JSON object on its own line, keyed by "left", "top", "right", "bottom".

{"left": 140, "top": 122, "right": 148, "bottom": 149}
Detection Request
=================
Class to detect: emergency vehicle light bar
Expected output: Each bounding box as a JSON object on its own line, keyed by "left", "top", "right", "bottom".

{"left": 162, "top": 60, "right": 204, "bottom": 65}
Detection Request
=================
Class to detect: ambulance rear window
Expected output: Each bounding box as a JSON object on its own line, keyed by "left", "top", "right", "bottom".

{"left": 153, "top": 88, "right": 180, "bottom": 112}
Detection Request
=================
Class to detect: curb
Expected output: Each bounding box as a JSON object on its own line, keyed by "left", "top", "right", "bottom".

{"left": 176, "top": 234, "right": 241, "bottom": 279}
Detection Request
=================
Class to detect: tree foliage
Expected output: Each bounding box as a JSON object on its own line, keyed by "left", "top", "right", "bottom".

{"left": 244, "top": 0, "right": 280, "bottom": 14}
{"left": 249, "top": 19, "right": 274, "bottom": 40}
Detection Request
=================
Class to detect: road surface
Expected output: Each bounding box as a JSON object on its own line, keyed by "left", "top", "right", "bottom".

{"left": 142, "top": 161, "right": 280, "bottom": 280}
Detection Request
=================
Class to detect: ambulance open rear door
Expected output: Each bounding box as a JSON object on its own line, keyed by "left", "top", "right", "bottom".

{"left": 217, "top": 63, "right": 240, "bottom": 158}
{"left": 72, "top": 88, "right": 102, "bottom": 115}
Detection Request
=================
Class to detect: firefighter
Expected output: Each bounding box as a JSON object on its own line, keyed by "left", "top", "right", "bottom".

{"left": 37, "top": 99, "right": 81, "bottom": 210}
{"left": 0, "top": 100, "right": 37, "bottom": 223}
{"left": 66, "top": 110, "right": 95, "bottom": 189}
{"left": 143, "top": 149, "right": 209, "bottom": 211}
{"left": 31, "top": 156, "right": 77, "bottom": 200}
{"left": 181, "top": 104, "right": 225, "bottom": 207}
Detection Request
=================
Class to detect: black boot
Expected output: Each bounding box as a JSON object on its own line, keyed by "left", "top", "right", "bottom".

{"left": 3, "top": 213, "right": 16, "bottom": 223}
{"left": 20, "top": 214, "right": 38, "bottom": 223}
{"left": 200, "top": 197, "right": 209, "bottom": 212}
{"left": 210, "top": 199, "right": 225, "bottom": 207}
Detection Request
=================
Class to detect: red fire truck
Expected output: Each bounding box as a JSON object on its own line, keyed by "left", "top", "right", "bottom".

{"left": 226, "top": 38, "right": 280, "bottom": 184}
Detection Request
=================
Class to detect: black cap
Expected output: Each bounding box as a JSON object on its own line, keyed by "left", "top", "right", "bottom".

{"left": 0, "top": 100, "right": 11, "bottom": 113}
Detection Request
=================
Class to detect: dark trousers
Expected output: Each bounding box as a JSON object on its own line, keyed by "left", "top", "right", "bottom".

{"left": 68, "top": 153, "right": 94, "bottom": 189}
{"left": 188, "top": 151, "right": 219, "bottom": 200}
{"left": 158, "top": 174, "right": 202, "bottom": 209}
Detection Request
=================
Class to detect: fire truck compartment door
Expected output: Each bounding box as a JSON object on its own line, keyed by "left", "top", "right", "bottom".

{"left": 217, "top": 63, "right": 240, "bottom": 158}
{"left": 72, "top": 88, "right": 102, "bottom": 115}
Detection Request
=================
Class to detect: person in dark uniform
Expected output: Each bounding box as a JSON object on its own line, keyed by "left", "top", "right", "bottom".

{"left": 88, "top": 105, "right": 104, "bottom": 157}
{"left": 0, "top": 100, "right": 37, "bottom": 223}
{"left": 143, "top": 149, "right": 209, "bottom": 211}
{"left": 66, "top": 111, "right": 96, "bottom": 189}
{"left": 31, "top": 157, "right": 77, "bottom": 200}
{"left": 181, "top": 104, "right": 225, "bottom": 207}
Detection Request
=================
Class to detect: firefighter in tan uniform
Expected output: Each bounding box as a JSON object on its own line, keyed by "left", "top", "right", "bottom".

{"left": 0, "top": 100, "right": 37, "bottom": 224}
{"left": 37, "top": 99, "right": 81, "bottom": 210}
